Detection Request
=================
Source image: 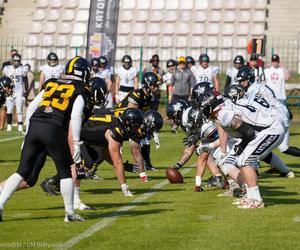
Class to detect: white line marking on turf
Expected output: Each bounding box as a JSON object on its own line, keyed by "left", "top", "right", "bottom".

{"left": 0, "top": 136, "right": 23, "bottom": 143}
{"left": 57, "top": 166, "right": 194, "bottom": 250}
{"left": 293, "top": 216, "right": 300, "bottom": 222}
{"left": 197, "top": 215, "right": 213, "bottom": 221}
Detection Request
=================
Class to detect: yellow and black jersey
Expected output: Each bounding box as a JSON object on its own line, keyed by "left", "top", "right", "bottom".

{"left": 117, "top": 88, "right": 151, "bottom": 113}
{"left": 81, "top": 114, "right": 143, "bottom": 147}
{"left": 31, "top": 78, "right": 91, "bottom": 130}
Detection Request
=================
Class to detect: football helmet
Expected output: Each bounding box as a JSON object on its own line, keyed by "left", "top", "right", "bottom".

{"left": 166, "top": 59, "right": 176, "bottom": 68}
{"left": 199, "top": 53, "right": 210, "bottom": 63}
{"left": 11, "top": 53, "right": 21, "bottom": 68}
{"left": 236, "top": 66, "right": 255, "bottom": 91}
{"left": 91, "top": 58, "right": 100, "bottom": 73}
{"left": 120, "top": 108, "right": 144, "bottom": 135}
{"left": 191, "top": 82, "right": 214, "bottom": 109}
{"left": 122, "top": 55, "right": 132, "bottom": 69}
{"left": 89, "top": 77, "right": 108, "bottom": 108}
{"left": 184, "top": 107, "right": 204, "bottom": 133}
{"left": 143, "top": 110, "right": 163, "bottom": 135}
{"left": 99, "top": 56, "right": 108, "bottom": 67}
{"left": 166, "top": 99, "right": 189, "bottom": 126}
{"left": 186, "top": 56, "right": 195, "bottom": 66}
{"left": 233, "top": 55, "right": 245, "bottom": 66}
{"left": 64, "top": 56, "right": 91, "bottom": 84}
{"left": 141, "top": 72, "right": 160, "bottom": 91}
{"left": 224, "top": 85, "right": 244, "bottom": 103}
{"left": 47, "top": 52, "right": 58, "bottom": 66}
{"left": 201, "top": 95, "right": 225, "bottom": 119}
{"left": 0, "top": 76, "right": 14, "bottom": 95}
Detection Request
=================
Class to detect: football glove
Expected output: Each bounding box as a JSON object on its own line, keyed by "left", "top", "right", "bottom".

{"left": 196, "top": 143, "right": 215, "bottom": 155}
{"left": 153, "top": 132, "right": 160, "bottom": 149}
{"left": 183, "top": 134, "right": 199, "bottom": 147}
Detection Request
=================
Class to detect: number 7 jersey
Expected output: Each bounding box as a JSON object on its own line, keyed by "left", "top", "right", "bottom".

{"left": 31, "top": 79, "right": 91, "bottom": 130}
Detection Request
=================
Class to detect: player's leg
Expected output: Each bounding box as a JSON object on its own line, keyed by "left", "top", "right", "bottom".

{"left": 15, "top": 92, "right": 24, "bottom": 133}
{"left": 194, "top": 152, "right": 209, "bottom": 191}
{"left": 0, "top": 106, "right": 7, "bottom": 130}
{"left": 205, "top": 154, "right": 224, "bottom": 188}
{"left": 5, "top": 96, "right": 14, "bottom": 131}
{"left": 44, "top": 123, "right": 84, "bottom": 221}
{"left": 141, "top": 137, "right": 156, "bottom": 171}
{"left": 173, "top": 144, "right": 195, "bottom": 169}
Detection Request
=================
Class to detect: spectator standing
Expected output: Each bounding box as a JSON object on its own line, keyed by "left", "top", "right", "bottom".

{"left": 170, "top": 56, "right": 196, "bottom": 103}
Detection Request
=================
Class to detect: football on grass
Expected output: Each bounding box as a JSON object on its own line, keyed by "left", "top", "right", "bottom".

{"left": 166, "top": 167, "right": 183, "bottom": 184}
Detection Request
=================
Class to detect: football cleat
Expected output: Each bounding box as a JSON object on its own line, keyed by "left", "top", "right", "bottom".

{"left": 64, "top": 213, "right": 85, "bottom": 222}
{"left": 237, "top": 199, "right": 265, "bottom": 209}
{"left": 40, "top": 179, "right": 59, "bottom": 196}
{"left": 278, "top": 170, "right": 295, "bottom": 178}
{"left": 122, "top": 188, "right": 133, "bottom": 197}
{"left": 6, "top": 124, "right": 12, "bottom": 131}
{"left": 144, "top": 162, "right": 157, "bottom": 171}
{"left": 206, "top": 175, "right": 224, "bottom": 188}
{"left": 18, "top": 124, "right": 23, "bottom": 133}
{"left": 74, "top": 202, "right": 96, "bottom": 211}
{"left": 194, "top": 186, "right": 203, "bottom": 192}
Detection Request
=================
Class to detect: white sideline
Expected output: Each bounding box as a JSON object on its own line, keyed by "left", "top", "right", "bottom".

{"left": 57, "top": 167, "right": 194, "bottom": 250}
{"left": 0, "top": 136, "right": 23, "bottom": 143}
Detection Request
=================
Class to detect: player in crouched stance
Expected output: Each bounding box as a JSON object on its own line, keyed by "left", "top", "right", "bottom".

{"left": 0, "top": 56, "right": 91, "bottom": 222}
{"left": 199, "top": 91, "right": 285, "bottom": 208}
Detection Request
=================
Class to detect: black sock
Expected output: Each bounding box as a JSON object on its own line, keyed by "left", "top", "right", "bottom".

{"left": 7, "top": 114, "right": 12, "bottom": 124}
{"left": 141, "top": 144, "right": 151, "bottom": 164}
{"left": 283, "top": 146, "right": 300, "bottom": 157}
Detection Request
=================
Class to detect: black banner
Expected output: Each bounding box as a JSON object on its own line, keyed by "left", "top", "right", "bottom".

{"left": 86, "top": 0, "right": 120, "bottom": 65}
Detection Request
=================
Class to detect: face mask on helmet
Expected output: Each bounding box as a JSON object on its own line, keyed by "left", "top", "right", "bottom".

{"left": 11, "top": 54, "right": 21, "bottom": 68}
{"left": 143, "top": 110, "right": 163, "bottom": 136}
{"left": 122, "top": 56, "right": 132, "bottom": 70}
{"left": 47, "top": 53, "right": 58, "bottom": 66}
{"left": 224, "top": 86, "right": 244, "bottom": 103}
{"left": 141, "top": 72, "right": 159, "bottom": 93}
{"left": 120, "top": 108, "right": 144, "bottom": 136}
{"left": 0, "top": 77, "right": 14, "bottom": 97}
{"left": 99, "top": 56, "right": 108, "bottom": 68}
{"left": 64, "top": 56, "right": 91, "bottom": 84}
{"left": 90, "top": 77, "right": 108, "bottom": 108}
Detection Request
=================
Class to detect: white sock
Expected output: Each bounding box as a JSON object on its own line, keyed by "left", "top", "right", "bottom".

{"left": 244, "top": 184, "right": 251, "bottom": 199}
{"left": 60, "top": 178, "right": 74, "bottom": 215}
{"left": 249, "top": 186, "right": 262, "bottom": 201}
{"left": 17, "top": 114, "right": 23, "bottom": 124}
{"left": 195, "top": 176, "right": 202, "bottom": 187}
{"left": 73, "top": 186, "right": 81, "bottom": 205}
{"left": 139, "top": 172, "right": 146, "bottom": 178}
{"left": 0, "top": 173, "right": 23, "bottom": 210}
{"left": 271, "top": 154, "right": 289, "bottom": 173}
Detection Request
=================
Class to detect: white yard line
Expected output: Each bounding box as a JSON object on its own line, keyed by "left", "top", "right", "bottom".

{"left": 57, "top": 166, "right": 194, "bottom": 250}
{"left": 0, "top": 136, "right": 23, "bottom": 143}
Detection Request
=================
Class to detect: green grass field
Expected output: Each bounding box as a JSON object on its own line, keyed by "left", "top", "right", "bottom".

{"left": 0, "top": 125, "right": 300, "bottom": 250}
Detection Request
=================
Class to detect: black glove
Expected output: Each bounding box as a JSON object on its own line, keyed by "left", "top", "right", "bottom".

{"left": 124, "top": 161, "right": 139, "bottom": 173}
{"left": 76, "top": 164, "right": 86, "bottom": 180}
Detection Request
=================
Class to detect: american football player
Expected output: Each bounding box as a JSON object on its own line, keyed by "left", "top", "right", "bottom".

{"left": 166, "top": 99, "right": 189, "bottom": 133}
{"left": 115, "top": 55, "right": 138, "bottom": 103}
{"left": 224, "top": 55, "right": 245, "bottom": 89}
{"left": 0, "top": 56, "right": 92, "bottom": 222}
{"left": 38, "top": 52, "right": 64, "bottom": 91}
{"left": 0, "top": 77, "right": 14, "bottom": 108}
{"left": 2, "top": 53, "right": 28, "bottom": 132}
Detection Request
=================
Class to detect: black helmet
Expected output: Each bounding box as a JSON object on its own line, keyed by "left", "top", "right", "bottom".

{"left": 224, "top": 85, "right": 244, "bottom": 103}
{"left": 233, "top": 55, "right": 245, "bottom": 65}
{"left": 99, "top": 56, "right": 108, "bottom": 67}
{"left": 186, "top": 107, "right": 204, "bottom": 132}
{"left": 122, "top": 55, "right": 132, "bottom": 69}
{"left": 186, "top": 56, "right": 195, "bottom": 65}
{"left": 64, "top": 56, "right": 91, "bottom": 84}
{"left": 141, "top": 72, "right": 160, "bottom": 90}
{"left": 166, "top": 99, "right": 189, "bottom": 125}
{"left": 236, "top": 66, "right": 255, "bottom": 91}
{"left": 11, "top": 53, "right": 21, "bottom": 68}
{"left": 91, "top": 58, "right": 100, "bottom": 67}
{"left": 143, "top": 110, "right": 163, "bottom": 135}
{"left": 47, "top": 52, "right": 58, "bottom": 66}
{"left": 166, "top": 59, "right": 176, "bottom": 68}
{"left": 89, "top": 77, "right": 108, "bottom": 108}
{"left": 191, "top": 82, "right": 214, "bottom": 109}
{"left": 0, "top": 76, "right": 13, "bottom": 93}
{"left": 120, "top": 108, "right": 144, "bottom": 134}
{"left": 199, "top": 53, "right": 210, "bottom": 63}
{"left": 201, "top": 95, "right": 225, "bottom": 119}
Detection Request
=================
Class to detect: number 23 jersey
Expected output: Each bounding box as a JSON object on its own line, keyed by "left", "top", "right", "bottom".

{"left": 31, "top": 79, "right": 91, "bottom": 130}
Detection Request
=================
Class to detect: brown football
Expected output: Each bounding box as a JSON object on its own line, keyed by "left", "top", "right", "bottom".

{"left": 166, "top": 167, "right": 183, "bottom": 184}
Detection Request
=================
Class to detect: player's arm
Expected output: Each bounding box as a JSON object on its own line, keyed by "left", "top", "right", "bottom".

{"left": 25, "top": 90, "right": 45, "bottom": 134}
{"left": 23, "top": 75, "right": 29, "bottom": 97}
{"left": 70, "top": 95, "right": 85, "bottom": 163}
{"left": 133, "top": 75, "right": 138, "bottom": 90}
{"left": 106, "top": 77, "right": 113, "bottom": 92}
{"left": 213, "top": 74, "right": 220, "bottom": 92}
{"left": 129, "top": 139, "right": 145, "bottom": 173}
{"left": 38, "top": 72, "right": 45, "bottom": 92}
{"left": 174, "top": 144, "right": 196, "bottom": 169}
{"left": 115, "top": 74, "right": 120, "bottom": 103}
{"left": 105, "top": 130, "right": 126, "bottom": 185}
{"left": 169, "top": 73, "right": 175, "bottom": 103}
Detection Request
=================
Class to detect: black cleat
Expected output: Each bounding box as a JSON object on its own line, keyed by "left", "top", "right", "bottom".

{"left": 64, "top": 213, "right": 85, "bottom": 222}
{"left": 206, "top": 175, "right": 224, "bottom": 188}
{"left": 40, "top": 178, "right": 59, "bottom": 196}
